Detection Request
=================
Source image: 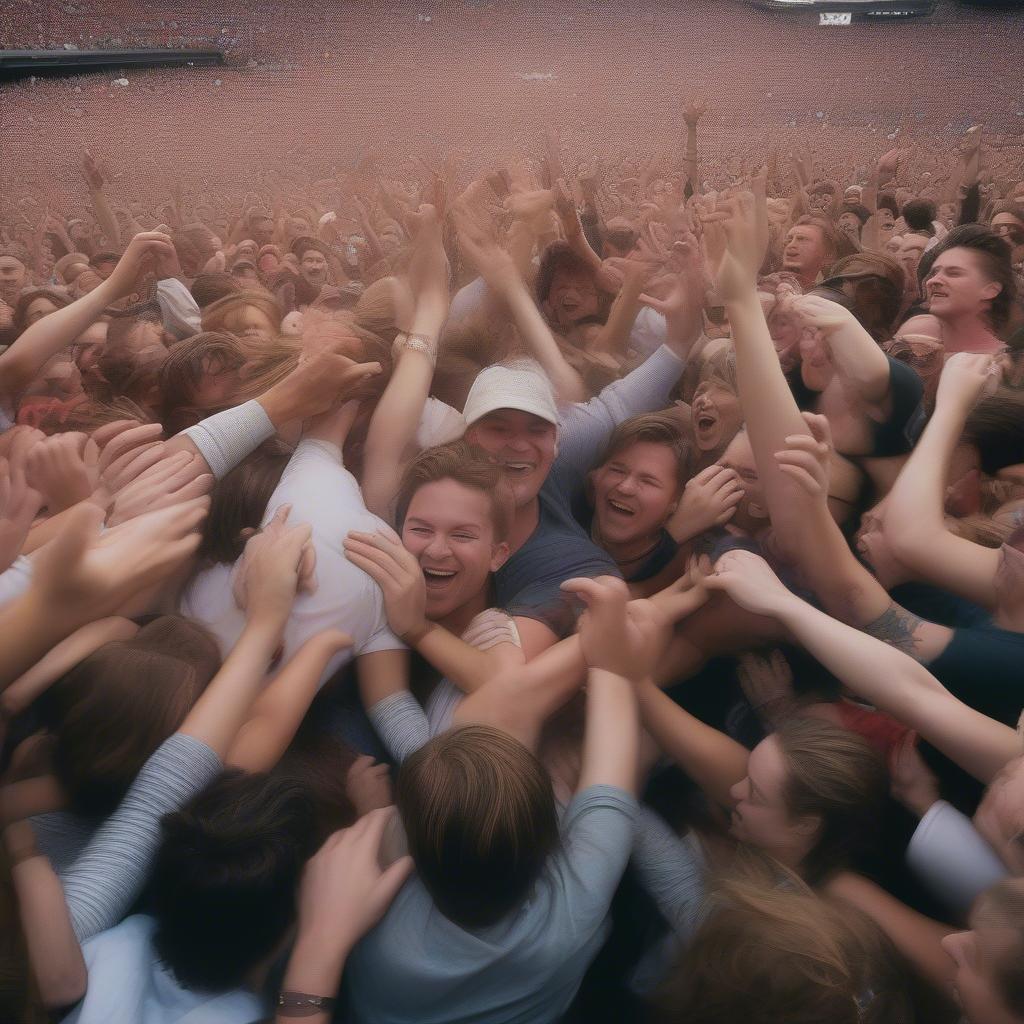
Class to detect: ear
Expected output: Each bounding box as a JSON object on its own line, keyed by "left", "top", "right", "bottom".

{"left": 792, "top": 814, "right": 822, "bottom": 841}
{"left": 490, "top": 541, "right": 511, "bottom": 573}
{"left": 981, "top": 281, "right": 1003, "bottom": 303}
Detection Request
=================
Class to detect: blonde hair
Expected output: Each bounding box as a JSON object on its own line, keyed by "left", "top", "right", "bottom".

{"left": 657, "top": 852, "right": 910, "bottom": 1024}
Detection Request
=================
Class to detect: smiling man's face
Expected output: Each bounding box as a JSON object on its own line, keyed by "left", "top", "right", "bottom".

{"left": 464, "top": 409, "right": 557, "bottom": 508}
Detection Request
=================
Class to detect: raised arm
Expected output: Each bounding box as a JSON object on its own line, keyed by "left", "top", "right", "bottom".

{"left": 884, "top": 353, "right": 1002, "bottom": 610}
{"left": 713, "top": 196, "right": 951, "bottom": 658}
{"left": 704, "top": 549, "right": 1018, "bottom": 784}
{"left": 791, "top": 294, "right": 892, "bottom": 404}
{"left": 361, "top": 206, "right": 449, "bottom": 520}
{"left": 0, "top": 231, "right": 174, "bottom": 402}
{"left": 456, "top": 212, "right": 586, "bottom": 403}
{"left": 82, "top": 151, "right": 121, "bottom": 249}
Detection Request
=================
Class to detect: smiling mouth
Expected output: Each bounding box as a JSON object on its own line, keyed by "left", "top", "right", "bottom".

{"left": 422, "top": 567, "right": 457, "bottom": 587}
{"left": 502, "top": 461, "right": 534, "bottom": 476}
{"left": 607, "top": 498, "right": 635, "bottom": 516}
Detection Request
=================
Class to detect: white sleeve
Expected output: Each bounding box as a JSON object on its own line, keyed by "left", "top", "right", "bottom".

{"left": 155, "top": 278, "right": 202, "bottom": 340}
{"left": 907, "top": 800, "right": 1008, "bottom": 916}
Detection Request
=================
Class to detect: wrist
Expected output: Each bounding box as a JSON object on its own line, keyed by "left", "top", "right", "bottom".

{"left": 399, "top": 619, "right": 434, "bottom": 646}
{"left": 284, "top": 928, "right": 351, "bottom": 994}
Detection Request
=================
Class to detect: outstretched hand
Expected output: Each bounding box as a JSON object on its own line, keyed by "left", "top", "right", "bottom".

{"left": 562, "top": 574, "right": 670, "bottom": 680}
{"left": 703, "top": 549, "right": 799, "bottom": 619}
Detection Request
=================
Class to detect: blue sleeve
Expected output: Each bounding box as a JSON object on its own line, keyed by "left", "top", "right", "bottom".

{"left": 553, "top": 784, "right": 638, "bottom": 933}
{"left": 62, "top": 733, "right": 222, "bottom": 942}
{"left": 552, "top": 345, "right": 686, "bottom": 500}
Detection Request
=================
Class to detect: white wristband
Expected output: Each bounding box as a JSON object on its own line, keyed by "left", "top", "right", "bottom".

{"left": 180, "top": 400, "right": 275, "bottom": 480}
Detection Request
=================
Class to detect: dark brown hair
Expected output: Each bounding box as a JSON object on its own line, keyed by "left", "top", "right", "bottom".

{"left": 926, "top": 224, "right": 1017, "bottom": 331}
{"left": 197, "top": 441, "right": 291, "bottom": 564}
{"left": 396, "top": 725, "right": 559, "bottom": 928}
{"left": 396, "top": 440, "right": 515, "bottom": 542}
{"left": 157, "top": 331, "right": 247, "bottom": 433}
{"left": 46, "top": 616, "right": 221, "bottom": 816}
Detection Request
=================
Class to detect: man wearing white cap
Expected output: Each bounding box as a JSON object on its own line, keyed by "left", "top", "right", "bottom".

{"left": 462, "top": 325, "right": 700, "bottom": 657}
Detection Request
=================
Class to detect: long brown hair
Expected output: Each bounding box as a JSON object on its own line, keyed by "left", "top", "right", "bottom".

{"left": 774, "top": 717, "right": 888, "bottom": 884}
{"left": 655, "top": 855, "right": 912, "bottom": 1024}
{"left": 46, "top": 616, "right": 221, "bottom": 816}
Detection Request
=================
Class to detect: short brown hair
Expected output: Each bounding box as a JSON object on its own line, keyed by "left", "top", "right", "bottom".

{"left": 775, "top": 717, "right": 888, "bottom": 884}
{"left": 396, "top": 440, "right": 515, "bottom": 542}
{"left": 396, "top": 725, "right": 559, "bottom": 927}
{"left": 794, "top": 215, "right": 840, "bottom": 260}
{"left": 47, "top": 616, "right": 221, "bottom": 815}
{"left": 598, "top": 412, "right": 693, "bottom": 493}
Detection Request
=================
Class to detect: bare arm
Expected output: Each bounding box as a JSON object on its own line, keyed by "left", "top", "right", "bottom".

{"left": 226, "top": 631, "right": 354, "bottom": 772}
{"left": 361, "top": 206, "right": 449, "bottom": 520}
{"left": 4, "top": 822, "right": 87, "bottom": 1010}
{"left": 635, "top": 677, "right": 749, "bottom": 809}
{"left": 884, "top": 354, "right": 1001, "bottom": 610}
{"left": 82, "top": 152, "right": 121, "bottom": 249}
{"left": 825, "top": 872, "right": 956, "bottom": 998}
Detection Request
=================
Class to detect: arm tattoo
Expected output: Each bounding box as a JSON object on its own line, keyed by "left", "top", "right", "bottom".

{"left": 862, "top": 602, "right": 925, "bottom": 660}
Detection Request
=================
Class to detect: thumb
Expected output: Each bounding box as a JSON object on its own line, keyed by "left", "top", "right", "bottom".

{"left": 376, "top": 854, "right": 414, "bottom": 905}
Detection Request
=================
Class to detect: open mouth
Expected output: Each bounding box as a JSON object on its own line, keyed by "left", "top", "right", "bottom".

{"left": 606, "top": 498, "right": 635, "bottom": 517}
{"left": 422, "top": 567, "right": 457, "bottom": 588}
{"left": 696, "top": 413, "right": 717, "bottom": 435}
{"left": 502, "top": 460, "right": 534, "bottom": 477}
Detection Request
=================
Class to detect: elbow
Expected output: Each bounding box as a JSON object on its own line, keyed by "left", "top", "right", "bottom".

{"left": 39, "top": 961, "right": 88, "bottom": 1010}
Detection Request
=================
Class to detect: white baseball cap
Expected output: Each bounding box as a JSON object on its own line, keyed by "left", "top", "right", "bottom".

{"left": 462, "top": 358, "right": 560, "bottom": 427}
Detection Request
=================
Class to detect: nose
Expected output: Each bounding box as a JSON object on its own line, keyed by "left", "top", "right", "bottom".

{"left": 506, "top": 432, "right": 532, "bottom": 453}
{"left": 424, "top": 533, "right": 453, "bottom": 561}
{"left": 616, "top": 474, "right": 638, "bottom": 496}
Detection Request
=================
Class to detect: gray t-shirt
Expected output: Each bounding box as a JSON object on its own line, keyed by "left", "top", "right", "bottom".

{"left": 345, "top": 783, "right": 638, "bottom": 1024}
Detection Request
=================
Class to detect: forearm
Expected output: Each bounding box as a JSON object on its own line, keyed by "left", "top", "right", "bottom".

{"left": 276, "top": 931, "right": 351, "bottom": 1024}
{"left": 0, "top": 278, "right": 118, "bottom": 397}
{"left": 226, "top": 635, "right": 341, "bottom": 772}
{"left": 411, "top": 624, "right": 502, "bottom": 694}
{"left": 827, "top": 873, "right": 956, "bottom": 998}
{"left": 178, "top": 617, "right": 282, "bottom": 756}
{"left": 505, "top": 285, "right": 586, "bottom": 403}
{"left": 10, "top": 848, "right": 87, "bottom": 1009}
{"left": 726, "top": 289, "right": 810, "bottom": 544}
{"left": 636, "top": 678, "right": 748, "bottom": 809}
{"left": 827, "top": 327, "right": 892, "bottom": 402}
{"left": 0, "top": 591, "right": 87, "bottom": 689}
{"left": 591, "top": 274, "right": 644, "bottom": 357}
{"left": 578, "top": 668, "right": 640, "bottom": 794}
{"left": 361, "top": 301, "right": 442, "bottom": 518}
{"left": 88, "top": 186, "right": 121, "bottom": 249}
{"left": 776, "top": 597, "right": 1017, "bottom": 782}
{"left": 1, "top": 615, "right": 138, "bottom": 718}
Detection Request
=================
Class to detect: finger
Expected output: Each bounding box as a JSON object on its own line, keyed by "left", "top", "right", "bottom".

{"left": 97, "top": 422, "right": 162, "bottom": 471}
{"left": 776, "top": 461, "right": 825, "bottom": 496}
{"left": 344, "top": 545, "right": 405, "bottom": 586}
{"left": 695, "top": 464, "right": 726, "bottom": 484}
{"left": 104, "top": 442, "right": 165, "bottom": 489}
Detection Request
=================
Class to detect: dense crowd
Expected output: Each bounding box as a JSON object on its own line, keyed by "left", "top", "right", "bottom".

{"left": 2, "top": 105, "right": 1024, "bottom": 1024}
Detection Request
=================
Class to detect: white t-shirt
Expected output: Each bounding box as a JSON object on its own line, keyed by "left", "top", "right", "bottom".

{"left": 181, "top": 438, "right": 402, "bottom": 684}
{"left": 67, "top": 914, "right": 265, "bottom": 1024}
